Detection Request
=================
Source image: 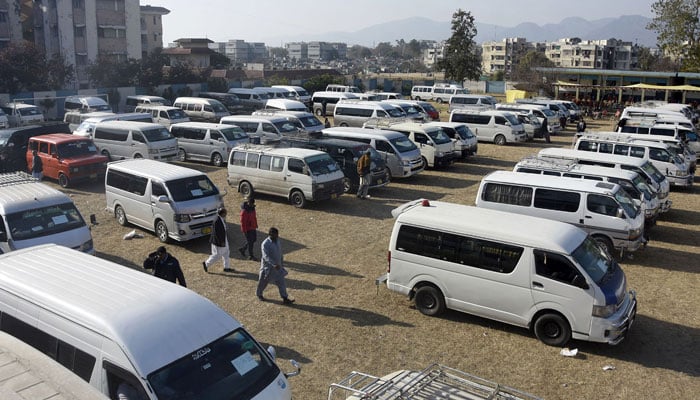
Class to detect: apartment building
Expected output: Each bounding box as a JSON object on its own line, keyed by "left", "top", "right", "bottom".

{"left": 481, "top": 37, "right": 532, "bottom": 77}
{"left": 543, "top": 38, "right": 639, "bottom": 70}
{"left": 213, "top": 39, "right": 269, "bottom": 64}
{"left": 140, "top": 4, "right": 169, "bottom": 57}
{"left": 163, "top": 38, "right": 215, "bottom": 68}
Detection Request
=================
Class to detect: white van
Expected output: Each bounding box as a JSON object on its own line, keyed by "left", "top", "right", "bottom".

{"left": 573, "top": 134, "right": 693, "bottom": 187}
{"left": 63, "top": 96, "right": 111, "bottom": 113}
{"left": 476, "top": 171, "right": 645, "bottom": 256}
{"left": 173, "top": 97, "right": 230, "bottom": 122}
{"left": 325, "top": 84, "right": 361, "bottom": 93}
{"left": 227, "top": 88, "right": 269, "bottom": 111}
{"left": 106, "top": 159, "right": 224, "bottom": 242}
{"left": 272, "top": 85, "right": 311, "bottom": 105}
{"left": 252, "top": 110, "right": 325, "bottom": 134}
{"left": 449, "top": 94, "right": 497, "bottom": 112}
{"left": 124, "top": 95, "right": 169, "bottom": 113}
{"left": 135, "top": 105, "right": 190, "bottom": 127}
{"left": 170, "top": 122, "right": 249, "bottom": 166}
{"left": 92, "top": 121, "right": 178, "bottom": 161}
{"left": 333, "top": 101, "right": 405, "bottom": 128}
{"left": 254, "top": 86, "right": 294, "bottom": 99}
{"left": 430, "top": 84, "right": 469, "bottom": 103}
{"left": 496, "top": 103, "right": 562, "bottom": 135}
{"left": 424, "top": 121, "right": 478, "bottom": 158}
{"left": 220, "top": 115, "right": 302, "bottom": 143}
{"left": 264, "top": 98, "right": 308, "bottom": 112}
{"left": 410, "top": 85, "right": 433, "bottom": 101}
{"left": 587, "top": 130, "right": 697, "bottom": 171}
{"left": 538, "top": 147, "right": 672, "bottom": 213}
{"left": 0, "top": 244, "right": 300, "bottom": 399}
{"left": 65, "top": 111, "right": 116, "bottom": 132}
{"left": 227, "top": 145, "right": 345, "bottom": 208}
{"left": 0, "top": 172, "right": 94, "bottom": 254}
{"left": 380, "top": 100, "right": 425, "bottom": 121}
{"left": 369, "top": 122, "right": 458, "bottom": 168}
{"left": 0, "top": 108, "right": 9, "bottom": 128}
{"left": 1, "top": 103, "right": 45, "bottom": 127}
{"left": 384, "top": 199, "right": 637, "bottom": 346}
{"left": 449, "top": 109, "right": 527, "bottom": 145}
{"left": 73, "top": 112, "right": 153, "bottom": 138}
{"left": 513, "top": 156, "right": 660, "bottom": 226}
{"left": 311, "top": 91, "right": 360, "bottom": 117}
{"left": 618, "top": 117, "right": 700, "bottom": 157}
{"left": 322, "top": 127, "right": 425, "bottom": 179}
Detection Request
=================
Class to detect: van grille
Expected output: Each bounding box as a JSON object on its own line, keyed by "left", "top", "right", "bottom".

{"left": 191, "top": 209, "right": 218, "bottom": 220}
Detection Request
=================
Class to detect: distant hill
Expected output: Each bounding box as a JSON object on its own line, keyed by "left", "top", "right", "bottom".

{"left": 269, "top": 15, "right": 657, "bottom": 48}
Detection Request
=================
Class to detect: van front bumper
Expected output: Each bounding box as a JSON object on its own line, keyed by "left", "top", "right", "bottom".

{"left": 666, "top": 174, "right": 694, "bottom": 187}
{"left": 589, "top": 290, "right": 637, "bottom": 345}
{"left": 172, "top": 216, "right": 218, "bottom": 241}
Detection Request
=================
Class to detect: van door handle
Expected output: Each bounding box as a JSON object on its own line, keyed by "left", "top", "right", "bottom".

{"left": 584, "top": 215, "right": 592, "bottom": 219}
{"left": 532, "top": 281, "right": 544, "bottom": 288}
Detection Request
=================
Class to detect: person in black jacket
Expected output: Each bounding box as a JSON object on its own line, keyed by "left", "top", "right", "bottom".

{"left": 143, "top": 246, "right": 186, "bottom": 287}
{"left": 203, "top": 208, "right": 233, "bottom": 273}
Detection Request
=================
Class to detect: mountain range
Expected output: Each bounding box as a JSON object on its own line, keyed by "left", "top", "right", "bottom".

{"left": 269, "top": 15, "right": 657, "bottom": 48}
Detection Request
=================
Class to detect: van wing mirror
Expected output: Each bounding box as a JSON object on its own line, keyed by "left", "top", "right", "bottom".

{"left": 285, "top": 359, "right": 301, "bottom": 379}
{"left": 157, "top": 195, "right": 170, "bottom": 203}
{"left": 616, "top": 208, "right": 625, "bottom": 218}
{"left": 572, "top": 275, "right": 589, "bottom": 290}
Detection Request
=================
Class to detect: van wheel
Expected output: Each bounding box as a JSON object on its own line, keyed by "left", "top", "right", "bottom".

{"left": 155, "top": 220, "right": 169, "bottom": 243}
{"left": 534, "top": 313, "right": 571, "bottom": 346}
{"left": 593, "top": 236, "right": 614, "bottom": 258}
{"left": 58, "top": 173, "right": 70, "bottom": 188}
{"left": 177, "top": 148, "right": 187, "bottom": 162}
{"left": 101, "top": 149, "right": 111, "bottom": 161}
{"left": 211, "top": 153, "right": 224, "bottom": 167}
{"left": 239, "top": 181, "right": 253, "bottom": 198}
{"left": 422, "top": 156, "right": 430, "bottom": 169}
{"left": 436, "top": 98, "right": 443, "bottom": 104}
{"left": 115, "top": 206, "right": 127, "bottom": 226}
{"left": 415, "top": 286, "right": 446, "bottom": 316}
{"left": 415, "top": 96, "right": 422, "bottom": 101}
{"left": 315, "top": 108, "right": 323, "bottom": 116}
{"left": 494, "top": 134, "right": 507, "bottom": 146}
{"left": 134, "top": 153, "right": 143, "bottom": 159}
{"left": 342, "top": 178, "right": 352, "bottom": 193}
{"left": 339, "top": 122, "right": 349, "bottom": 127}
{"left": 384, "top": 167, "right": 392, "bottom": 181}
{"left": 290, "top": 190, "right": 306, "bottom": 208}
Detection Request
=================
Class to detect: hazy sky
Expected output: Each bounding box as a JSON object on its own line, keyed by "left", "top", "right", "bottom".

{"left": 160, "top": 0, "right": 656, "bottom": 45}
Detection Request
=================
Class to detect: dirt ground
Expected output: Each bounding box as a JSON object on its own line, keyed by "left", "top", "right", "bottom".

{"left": 55, "top": 117, "right": 698, "bottom": 400}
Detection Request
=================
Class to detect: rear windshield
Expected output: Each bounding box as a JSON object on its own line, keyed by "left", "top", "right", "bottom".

{"left": 143, "top": 127, "right": 174, "bottom": 142}
{"left": 6, "top": 203, "right": 86, "bottom": 240}
{"left": 220, "top": 126, "right": 248, "bottom": 141}
{"left": 166, "top": 175, "right": 219, "bottom": 202}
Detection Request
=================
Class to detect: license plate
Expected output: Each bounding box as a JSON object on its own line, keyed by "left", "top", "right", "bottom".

{"left": 202, "top": 227, "right": 212, "bottom": 234}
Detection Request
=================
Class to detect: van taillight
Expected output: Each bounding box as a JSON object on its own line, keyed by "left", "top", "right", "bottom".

{"left": 387, "top": 251, "right": 391, "bottom": 273}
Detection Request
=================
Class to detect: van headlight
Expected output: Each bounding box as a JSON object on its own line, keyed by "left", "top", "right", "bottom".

{"left": 675, "top": 169, "right": 686, "bottom": 176}
{"left": 80, "top": 239, "right": 93, "bottom": 252}
{"left": 436, "top": 151, "right": 444, "bottom": 157}
{"left": 174, "top": 214, "right": 191, "bottom": 223}
{"left": 592, "top": 304, "right": 616, "bottom": 318}
{"left": 148, "top": 148, "right": 159, "bottom": 154}
{"left": 628, "top": 227, "right": 642, "bottom": 239}
{"left": 71, "top": 167, "right": 79, "bottom": 173}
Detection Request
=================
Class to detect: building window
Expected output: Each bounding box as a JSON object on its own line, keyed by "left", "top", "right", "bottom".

{"left": 98, "top": 27, "right": 126, "bottom": 38}
{"left": 0, "top": 11, "right": 7, "bottom": 23}
{"left": 72, "top": 0, "right": 84, "bottom": 9}
{"left": 153, "top": 33, "right": 158, "bottom": 42}
{"left": 74, "top": 26, "right": 85, "bottom": 38}
{"left": 75, "top": 54, "right": 88, "bottom": 65}
{"left": 153, "top": 16, "right": 157, "bottom": 25}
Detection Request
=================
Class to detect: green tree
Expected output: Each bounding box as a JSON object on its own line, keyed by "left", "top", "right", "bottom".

{"left": 347, "top": 45, "right": 372, "bottom": 60}
{"left": 0, "top": 41, "right": 73, "bottom": 93}
{"left": 647, "top": 0, "right": 700, "bottom": 71}
{"left": 302, "top": 73, "right": 345, "bottom": 93}
{"left": 86, "top": 56, "right": 140, "bottom": 87}
{"left": 437, "top": 9, "right": 481, "bottom": 83}
{"left": 511, "top": 50, "right": 556, "bottom": 94}
{"left": 210, "top": 51, "right": 231, "bottom": 69}
{"left": 165, "top": 62, "right": 198, "bottom": 84}
{"left": 268, "top": 47, "right": 288, "bottom": 59}
{"left": 207, "top": 77, "right": 229, "bottom": 92}
{"left": 137, "top": 48, "right": 167, "bottom": 89}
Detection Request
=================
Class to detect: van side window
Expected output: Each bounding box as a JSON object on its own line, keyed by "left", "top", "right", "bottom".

{"left": 210, "top": 131, "right": 221, "bottom": 141}
{"left": 259, "top": 155, "right": 272, "bottom": 170}
{"left": 132, "top": 131, "right": 145, "bottom": 143}
{"left": 649, "top": 148, "right": 670, "bottom": 162}
{"left": 587, "top": 194, "right": 618, "bottom": 216}
{"left": 542, "top": 171, "right": 559, "bottom": 176}
{"left": 414, "top": 132, "right": 429, "bottom": 145}
{"left": 630, "top": 146, "right": 645, "bottom": 158}
{"left": 231, "top": 151, "right": 246, "bottom": 166}
{"left": 613, "top": 145, "right": 629, "bottom": 155}
{"left": 104, "top": 361, "right": 147, "bottom": 400}
{"left": 152, "top": 182, "right": 167, "bottom": 197}
{"left": 271, "top": 156, "right": 284, "bottom": 171}
{"left": 578, "top": 140, "right": 597, "bottom": 151}
{"left": 288, "top": 158, "right": 305, "bottom": 174}
{"left": 494, "top": 116, "right": 506, "bottom": 125}
{"left": 598, "top": 143, "right": 613, "bottom": 153}
{"left": 533, "top": 189, "right": 580, "bottom": 212}
{"left": 95, "top": 127, "right": 126, "bottom": 141}
{"left": 395, "top": 225, "right": 522, "bottom": 273}
{"left": 246, "top": 153, "right": 259, "bottom": 168}
{"left": 0, "top": 312, "right": 96, "bottom": 382}
{"left": 375, "top": 141, "right": 394, "bottom": 154}
{"left": 186, "top": 128, "right": 206, "bottom": 140}
{"left": 262, "top": 123, "right": 277, "bottom": 133}
{"left": 534, "top": 250, "right": 580, "bottom": 285}
{"left": 481, "top": 183, "right": 532, "bottom": 206}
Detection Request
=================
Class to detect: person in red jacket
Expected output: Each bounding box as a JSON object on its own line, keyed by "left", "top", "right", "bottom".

{"left": 238, "top": 197, "right": 259, "bottom": 261}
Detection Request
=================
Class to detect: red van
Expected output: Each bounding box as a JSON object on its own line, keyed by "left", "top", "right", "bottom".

{"left": 27, "top": 134, "right": 108, "bottom": 187}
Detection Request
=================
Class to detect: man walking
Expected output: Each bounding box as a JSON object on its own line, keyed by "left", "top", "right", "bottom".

{"left": 238, "top": 197, "right": 259, "bottom": 261}
{"left": 143, "top": 246, "right": 186, "bottom": 287}
{"left": 256, "top": 227, "right": 294, "bottom": 304}
{"left": 31, "top": 149, "right": 43, "bottom": 180}
{"left": 356, "top": 148, "right": 371, "bottom": 199}
{"left": 203, "top": 208, "right": 234, "bottom": 273}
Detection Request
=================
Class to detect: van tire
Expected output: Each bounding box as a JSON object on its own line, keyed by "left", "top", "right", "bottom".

{"left": 315, "top": 108, "right": 323, "bottom": 116}
{"left": 342, "top": 178, "right": 352, "bottom": 193}
{"left": 101, "top": 149, "right": 111, "bottom": 161}
{"left": 134, "top": 154, "right": 143, "bottom": 159}
{"left": 155, "top": 220, "right": 169, "bottom": 243}
{"left": 177, "top": 148, "right": 187, "bottom": 162}
{"left": 422, "top": 156, "right": 430, "bottom": 169}
{"left": 115, "top": 206, "right": 127, "bottom": 226}
{"left": 534, "top": 313, "right": 571, "bottom": 346}
{"left": 239, "top": 181, "right": 253, "bottom": 198}
{"left": 494, "top": 134, "right": 507, "bottom": 146}
{"left": 415, "top": 285, "right": 446, "bottom": 316}
{"left": 290, "top": 190, "right": 306, "bottom": 208}
{"left": 58, "top": 173, "right": 70, "bottom": 188}
{"left": 211, "top": 152, "right": 224, "bottom": 167}
{"left": 593, "top": 236, "right": 614, "bottom": 258}
{"left": 436, "top": 98, "right": 443, "bottom": 104}
{"left": 339, "top": 122, "right": 349, "bottom": 127}
{"left": 415, "top": 96, "right": 422, "bottom": 101}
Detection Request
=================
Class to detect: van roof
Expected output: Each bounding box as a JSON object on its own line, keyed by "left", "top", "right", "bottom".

{"left": 221, "top": 115, "right": 288, "bottom": 123}
{"left": 483, "top": 170, "right": 622, "bottom": 195}
{"left": 65, "top": 96, "right": 108, "bottom": 105}
{"left": 107, "top": 159, "right": 207, "bottom": 181}
{"left": 135, "top": 104, "right": 181, "bottom": 111}
{"left": 170, "top": 121, "right": 234, "bottom": 130}
{"left": 393, "top": 200, "right": 587, "bottom": 254}
{"left": 233, "top": 145, "right": 328, "bottom": 158}
{"left": 577, "top": 133, "right": 672, "bottom": 149}
{"left": 311, "top": 92, "right": 360, "bottom": 99}
{"left": 0, "top": 244, "right": 239, "bottom": 376}
{"left": 382, "top": 122, "right": 440, "bottom": 133}
{"left": 515, "top": 156, "right": 640, "bottom": 180}
{"left": 0, "top": 173, "right": 73, "bottom": 214}
{"left": 323, "top": 126, "right": 406, "bottom": 139}
{"left": 96, "top": 120, "right": 165, "bottom": 130}
{"left": 538, "top": 147, "right": 649, "bottom": 167}
{"left": 127, "top": 95, "right": 166, "bottom": 101}
{"left": 335, "top": 101, "right": 400, "bottom": 110}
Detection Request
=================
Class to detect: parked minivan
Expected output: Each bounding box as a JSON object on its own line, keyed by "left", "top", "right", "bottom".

{"left": 106, "top": 159, "right": 224, "bottom": 242}
{"left": 0, "top": 243, "right": 300, "bottom": 399}
{"left": 272, "top": 85, "right": 311, "bottom": 105}
{"left": 311, "top": 91, "right": 360, "bottom": 117}
{"left": 227, "top": 146, "right": 345, "bottom": 208}
{"left": 476, "top": 171, "right": 645, "bottom": 257}
{"left": 384, "top": 199, "right": 637, "bottom": 346}
{"left": 27, "top": 134, "right": 108, "bottom": 187}
{"left": 1, "top": 103, "right": 45, "bottom": 127}
{"left": 63, "top": 96, "right": 111, "bottom": 113}
{"left": 135, "top": 105, "right": 190, "bottom": 127}
{"left": 424, "top": 121, "right": 478, "bottom": 158}
{"left": 0, "top": 172, "right": 94, "bottom": 254}
{"left": 449, "top": 109, "right": 527, "bottom": 145}
{"left": 264, "top": 98, "right": 308, "bottom": 112}
{"left": 173, "top": 97, "right": 230, "bottom": 122}
{"left": 573, "top": 134, "right": 693, "bottom": 187}
{"left": 380, "top": 100, "right": 425, "bottom": 121}
{"left": 227, "top": 88, "right": 269, "bottom": 111}
{"left": 73, "top": 112, "right": 154, "bottom": 138}
{"left": 410, "top": 85, "right": 433, "bottom": 101}
{"left": 431, "top": 84, "right": 469, "bottom": 103}
{"left": 449, "top": 94, "right": 497, "bottom": 112}
{"left": 124, "top": 95, "right": 169, "bottom": 113}
{"left": 618, "top": 117, "right": 700, "bottom": 157}
{"left": 64, "top": 111, "right": 116, "bottom": 132}
{"left": 252, "top": 110, "right": 324, "bottom": 134}
{"left": 333, "top": 101, "right": 405, "bottom": 128}
{"left": 496, "top": 103, "right": 562, "bottom": 135}
{"left": 322, "top": 127, "right": 425, "bottom": 179}
{"left": 368, "top": 122, "right": 458, "bottom": 168}
{"left": 325, "top": 84, "right": 361, "bottom": 93}
{"left": 198, "top": 92, "right": 245, "bottom": 114}
{"left": 220, "top": 115, "right": 302, "bottom": 143}
{"left": 170, "top": 122, "right": 248, "bottom": 166}
{"left": 538, "top": 147, "right": 671, "bottom": 213}
{"left": 92, "top": 121, "right": 178, "bottom": 161}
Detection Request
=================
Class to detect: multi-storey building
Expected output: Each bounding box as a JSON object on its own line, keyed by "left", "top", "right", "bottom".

{"left": 481, "top": 37, "right": 532, "bottom": 77}
{"left": 215, "top": 39, "right": 268, "bottom": 64}
{"left": 140, "top": 4, "right": 169, "bottom": 58}
{"left": 163, "top": 38, "right": 214, "bottom": 68}
{"left": 286, "top": 42, "right": 308, "bottom": 61}
{"left": 543, "top": 38, "right": 639, "bottom": 70}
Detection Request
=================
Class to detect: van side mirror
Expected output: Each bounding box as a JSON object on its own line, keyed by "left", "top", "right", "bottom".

{"left": 616, "top": 208, "right": 624, "bottom": 218}
{"left": 572, "top": 275, "right": 589, "bottom": 290}
{"left": 285, "top": 359, "right": 301, "bottom": 379}
{"left": 157, "top": 195, "right": 170, "bottom": 203}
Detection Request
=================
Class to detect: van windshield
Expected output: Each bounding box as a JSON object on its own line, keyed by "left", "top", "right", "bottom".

{"left": 220, "top": 126, "right": 248, "bottom": 141}
{"left": 148, "top": 328, "right": 282, "bottom": 400}
{"left": 640, "top": 162, "right": 666, "bottom": 183}
{"left": 387, "top": 107, "right": 406, "bottom": 118}
{"left": 273, "top": 120, "right": 301, "bottom": 133}
{"left": 389, "top": 136, "right": 418, "bottom": 152}
{"left": 631, "top": 174, "right": 653, "bottom": 201}
{"left": 614, "top": 188, "right": 640, "bottom": 218}
{"left": 297, "top": 115, "right": 323, "bottom": 128}
{"left": 166, "top": 175, "right": 219, "bottom": 202}
{"left": 6, "top": 203, "right": 86, "bottom": 240}
{"left": 541, "top": 109, "right": 556, "bottom": 117}
{"left": 143, "top": 127, "right": 174, "bottom": 142}
{"left": 305, "top": 154, "right": 340, "bottom": 175}
{"left": 426, "top": 128, "right": 453, "bottom": 145}
{"left": 571, "top": 236, "right": 615, "bottom": 284}
{"left": 57, "top": 140, "right": 98, "bottom": 158}
{"left": 167, "top": 109, "right": 189, "bottom": 119}
{"left": 19, "top": 107, "right": 42, "bottom": 116}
